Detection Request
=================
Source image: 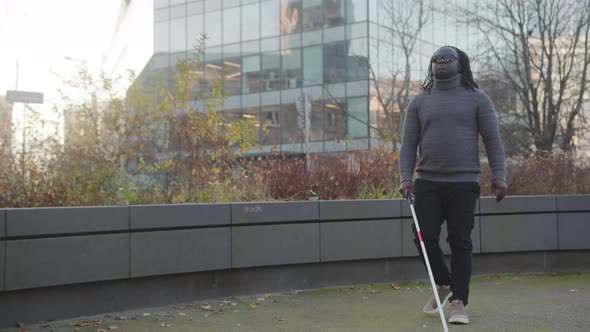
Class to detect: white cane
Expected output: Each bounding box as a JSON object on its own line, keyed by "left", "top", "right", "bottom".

{"left": 406, "top": 193, "right": 449, "bottom": 332}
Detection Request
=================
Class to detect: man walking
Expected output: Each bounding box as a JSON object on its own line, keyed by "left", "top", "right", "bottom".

{"left": 398, "top": 46, "right": 507, "bottom": 324}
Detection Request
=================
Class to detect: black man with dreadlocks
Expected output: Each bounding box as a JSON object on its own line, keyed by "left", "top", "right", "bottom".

{"left": 398, "top": 46, "right": 507, "bottom": 325}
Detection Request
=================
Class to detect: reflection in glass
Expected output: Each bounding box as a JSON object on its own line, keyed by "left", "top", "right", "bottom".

{"left": 224, "top": 7, "right": 241, "bottom": 44}
{"left": 323, "top": 41, "right": 347, "bottom": 83}
{"left": 261, "top": 0, "right": 281, "bottom": 38}
{"left": 205, "top": 0, "right": 222, "bottom": 12}
{"left": 262, "top": 52, "right": 282, "bottom": 91}
{"left": 347, "top": 0, "right": 367, "bottom": 23}
{"left": 302, "top": 0, "right": 322, "bottom": 32}
{"left": 205, "top": 11, "right": 222, "bottom": 46}
{"left": 324, "top": 98, "right": 346, "bottom": 141}
{"left": 155, "top": 0, "right": 169, "bottom": 9}
{"left": 242, "top": 55, "right": 263, "bottom": 94}
{"left": 155, "top": 21, "right": 170, "bottom": 53}
{"left": 224, "top": 58, "right": 242, "bottom": 96}
{"left": 187, "top": 14, "right": 204, "bottom": 50}
{"left": 243, "top": 3, "right": 261, "bottom": 41}
{"left": 243, "top": 106, "right": 262, "bottom": 143}
{"left": 323, "top": 0, "right": 345, "bottom": 28}
{"left": 188, "top": 1, "right": 204, "bottom": 15}
{"left": 303, "top": 46, "right": 322, "bottom": 86}
{"left": 280, "top": 102, "right": 303, "bottom": 145}
{"left": 170, "top": 18, "right": 187, "bottom": 52}
{"left": 348, "top": 38, "right": 368, "bottom": 81}
{"left": 347, "top": 96, "right": 368, "bottom": 138}
{"left": 309, "top": 100, "right": 324, "bottom": 142}
{"left": 282, "top": 48, "right": 302, "bottom": 89}
{"left": 262, "top": 105, "right": 281, "bottom": 145}
{"left": 155, "top": 8, "right": 169, "bottom": 22}
{"left": 204, "top": 59, "right": 223, "bottom": 93}
{"left": 281, "top": 0, "right": 301, "bottom": 34}
{"left": 170, "top": 4, "right": 186, "bottom": 19}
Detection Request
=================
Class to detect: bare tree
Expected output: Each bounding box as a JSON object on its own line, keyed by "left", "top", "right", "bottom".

{"left": 458, "top": 0, "right": 590, "bottom": 154}
{"left": 370, "top": 0, "right": 428, "bottom": 148}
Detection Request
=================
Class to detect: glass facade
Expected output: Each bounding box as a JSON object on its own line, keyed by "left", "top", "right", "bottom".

{"left": 146, "top": 0, "right": 493, "bottom": 154}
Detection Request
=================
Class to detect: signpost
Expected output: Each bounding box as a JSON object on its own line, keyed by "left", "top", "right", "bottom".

{"left": 6, "top": 90, "right": 44, "bottom": 104}
{"left": 6, "top": 89, "right": 44, "bottom": 181}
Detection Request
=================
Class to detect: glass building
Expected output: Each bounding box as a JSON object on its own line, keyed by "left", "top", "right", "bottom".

{"left": 140, "top": 0, "right": 490, "bottom": 155}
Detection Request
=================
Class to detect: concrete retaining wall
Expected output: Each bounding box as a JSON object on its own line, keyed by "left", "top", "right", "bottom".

{"left": 1, "top": 195, "right": 589, "bottom": 326}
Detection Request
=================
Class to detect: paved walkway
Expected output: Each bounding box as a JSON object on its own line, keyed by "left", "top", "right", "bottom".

{"left": 3, "top": 272, "right": 589, "bottom": 332}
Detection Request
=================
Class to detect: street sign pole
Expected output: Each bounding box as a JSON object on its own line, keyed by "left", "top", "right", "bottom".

{"left": 6, "top": 89, "right": 44, "bottom": 181}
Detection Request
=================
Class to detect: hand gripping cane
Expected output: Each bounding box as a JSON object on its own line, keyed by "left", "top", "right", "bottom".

{"left": 406, "top": 193, "right": 449, "bottom": 332}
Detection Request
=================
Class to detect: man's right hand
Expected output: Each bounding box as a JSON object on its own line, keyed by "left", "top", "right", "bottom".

{"left": 398, "top": 181, "right": 414, "bottom": 198}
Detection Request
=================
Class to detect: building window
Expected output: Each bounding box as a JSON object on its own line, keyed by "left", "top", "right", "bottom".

{"left": 323, "top": 41, "right": 347, "bottom": 83}
{"left": 347, "top": 0, "right": 367, "bottom": 23}
{"left": 280, "top": 102, "right": 303, "bottom": 146}
{"left": 302, "top": 0, "right": 323, "bottom": 32}
{"left": 262, "top": 105, "right": 281, "bottom": 145}
{"left": 303, "top": 46, "right": 322, "bottom": 86}
{"left": 223, "top": 7, "right": 241, "bottom": 45}
{"left": 262, "top": 51, "right": 282, "bottom": 91}
{"left": 282, "top": 48, "right": 302, "bottom": 89}
{"left": 242, "top": 3, "right": 261, "bottom": 41}
{"left": 224, "top": 58, "right": 242, "bottom": 96}
{"left": 324, "top": 98, "right": 346, "bottom": 141}
{"left": 347, "top": 96, "right": 368, "bottom": 138}
{"left": 242, "top": 55, "right": 263, "bottom": 94}
{"left": 155, "top": 0, "right": 169, "bottom": 9}
{"left": 323, "top": 0, "right": 345, "bottom": 28}
{"left": 348, "top": 38, "right": 368, "bottom": 81}
{"left": 187, "top": 14, "right": 204, "bottom": 51}
{"left": 204, "top": 11, "right": 222, "bottom": 46}
{"left": 261, "top": 0, "right": 281, "bottom": 38}
{"left": 281, "top": 0, "right": 302, "bottom": 34}
{"left": 155, "top": 21, "right": 170, "bottom": 53}
{"left": 170, "top": 18, "right": 187, "bottom": 52}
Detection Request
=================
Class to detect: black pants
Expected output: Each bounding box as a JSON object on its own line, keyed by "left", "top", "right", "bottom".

{"left": 412, "top": 179, "right": 480, "bottom": 306}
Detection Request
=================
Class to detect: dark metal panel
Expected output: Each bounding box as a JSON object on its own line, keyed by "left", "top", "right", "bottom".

{"left": 5, "top": 234, "right": 129, "bottom": 290}
{"left": 130, "top": 204, "right": 230, "bottom": 230}
{"left": 6, "top": 207, "right": 129, "bottom": 236}
{"left": 232, "top": 223, "right": 320, "bottom": 268}
{"left": 130, "top": 228, "right": 231, "bottom": 277}
{"left": 320, "top": 219, "right": 402, "bottom": 261}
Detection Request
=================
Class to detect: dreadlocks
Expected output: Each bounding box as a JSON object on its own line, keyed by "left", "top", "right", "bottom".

{"left": 421, "top": 46, "right": 479, "bottom": 93}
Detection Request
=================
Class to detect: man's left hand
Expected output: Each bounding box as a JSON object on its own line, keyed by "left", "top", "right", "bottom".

{"left": 491, "top": 179, "right": 508, "bottom": 202}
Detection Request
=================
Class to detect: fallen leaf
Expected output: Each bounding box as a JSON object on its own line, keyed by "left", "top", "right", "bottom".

{"left": 177, "top": 312, "right": 186, "bottom": 317}
{"left": 108, "top": 325, "right": 119, "bottom": 330}
{"left": 264, "top": 293, "right": 273, "bottom": 298}
{"left": 367, "top": 289, "right": 382, "bottom": 294}
{"left": 390, "top": 284, "right": 401, "bottom": 290}
{"left": 199, "top": 305, "right": 212, "bottom": 311}
{"left": 249, "top": 304, "right": 257, "bottom": 309}
{"left": 273, "top": 316, "right": 285, "bottom": 322}
{"left": 160, "top": 323, "right": 173, "bottom": 328}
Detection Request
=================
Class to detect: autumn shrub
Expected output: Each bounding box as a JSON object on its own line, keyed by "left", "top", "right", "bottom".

{"left": 480, "top": 154, "right": 590, "bottom": 196}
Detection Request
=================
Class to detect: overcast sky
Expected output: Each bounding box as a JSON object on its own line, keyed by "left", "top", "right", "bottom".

{"left": 0, "top": 0, "right": 119, "bottom": 97}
